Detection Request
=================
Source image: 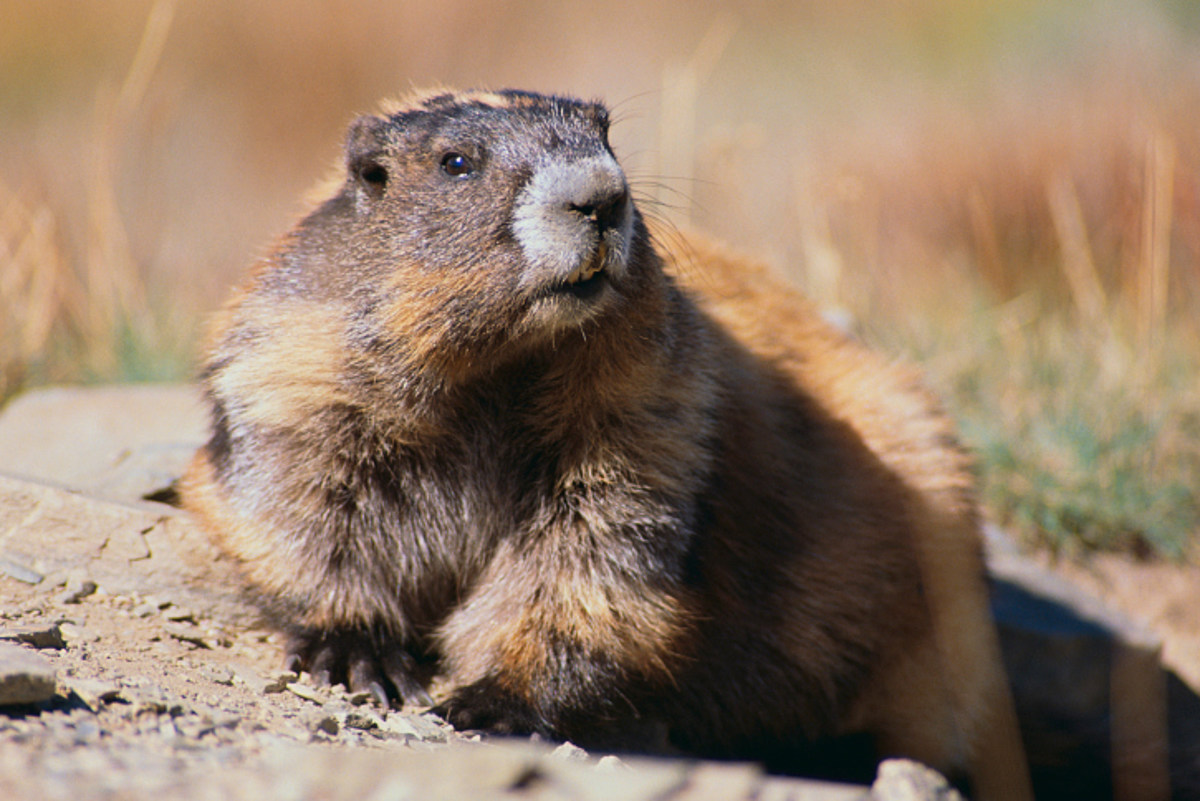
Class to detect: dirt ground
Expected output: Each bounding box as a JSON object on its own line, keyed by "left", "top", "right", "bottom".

{"left": 0, "top": 564, "right": 478, "bottom": 801}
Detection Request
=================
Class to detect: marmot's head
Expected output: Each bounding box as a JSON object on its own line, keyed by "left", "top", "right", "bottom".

{"left": 295, "top": 89, "right": 659, "bottom": 380}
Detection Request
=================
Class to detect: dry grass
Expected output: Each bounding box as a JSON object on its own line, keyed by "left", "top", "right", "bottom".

{"left": 780, "top": 95, "right": 1200, "bottom": 558}
{"left": 1, "top": 0, "right": 1197, "bottom": 558}
{"left": 1, "top": 0, "right": 189, "bottom": 394}
{"left": 891, "top": 293, "right": 1199, "bottom": 559}
{"left": 0, "top": 180, "right": 71, "bottom": 398}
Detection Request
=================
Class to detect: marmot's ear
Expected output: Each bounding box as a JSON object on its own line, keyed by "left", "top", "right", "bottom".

{"left": 346, "top": 115, "right": 389, "bottom": 198}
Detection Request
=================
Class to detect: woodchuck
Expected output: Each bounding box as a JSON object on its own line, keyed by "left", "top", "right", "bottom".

{"left": 182, "top": 88, "right": 1027, "bottom": 793}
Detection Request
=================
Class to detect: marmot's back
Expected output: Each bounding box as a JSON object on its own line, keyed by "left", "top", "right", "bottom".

{"left": 182, "top": 89, "right": 1025, "bottom": 796}
{"left": 661, "top": 232, "right": 1008, "bottom": 770}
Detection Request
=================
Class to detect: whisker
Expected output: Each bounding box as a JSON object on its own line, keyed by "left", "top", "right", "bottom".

{"left": 610, "top": 90, "right": 662, "bottom": 123}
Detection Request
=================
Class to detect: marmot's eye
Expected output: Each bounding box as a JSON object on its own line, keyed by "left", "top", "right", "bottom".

{"left": 440, "top": 152, "right": 473, "bottom": 178}
{"left": 358, "top": 162, "right": 388, "bottom": 189}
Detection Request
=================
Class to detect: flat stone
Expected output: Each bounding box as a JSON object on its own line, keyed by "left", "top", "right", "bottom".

{"left": 285, "top": 683, "right": 323, "bottom": 704}
{"left": 0, "top": 473, "right": 252, "bottom": 624}
{"left": 0, "top": 725, "right": 877, "bottom": 800}
{"left": 0, "top": 384, "right": 207, "bottom": 505}
{"left": 56, "top": 622, "right": 99, "bottom": 645}
{"left": 0, "top": 623, "right": 66, "bottom": 649}
{"left": 165, "top": 623, "right": 213, "bottom": 649}
{"left": 0, "top": 556, "right": 43, "bottom": 584}
{"left": 226, "top": 663, "right": 271, "bottom": 695}
{"left": 0, "top": 642, "right": 57, "bottom": 705}
{"left": 67, "top": 677, "right": 122, "bottom": 711}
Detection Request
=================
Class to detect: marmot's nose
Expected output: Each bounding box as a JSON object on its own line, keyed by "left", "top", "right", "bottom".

{"left": 568, "top": 187, "right": 630, "bottom": 235}
{"left": 512, "top": 153, "right": 634, "bottom": 282}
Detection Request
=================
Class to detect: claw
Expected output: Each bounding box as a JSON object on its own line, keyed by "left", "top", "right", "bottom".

{"left": 381, "top": 646, "right": 433, "bottom": 707}
{"left": 280, "top": 627, "right": 428, "bottom": 705}
{"left": 309, "top": 652, "right": 336, "bottom": 687}
{"left": 348, "top": 654, "right": 390, "bottom": 708}
{"left": 282, "top": 651, "right": 304, "bottom": 674}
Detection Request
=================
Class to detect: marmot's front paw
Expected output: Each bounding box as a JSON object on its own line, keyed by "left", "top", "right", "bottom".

{"left": 284, "top": 627, "right": 432, "bottom": 708}
{"left": 432, "top": 679, "right": 551, "bottom": 737}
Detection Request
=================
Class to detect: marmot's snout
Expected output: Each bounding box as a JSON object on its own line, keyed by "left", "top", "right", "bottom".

{"left": 513, "top": 154, "right": 633, "bottom": 298}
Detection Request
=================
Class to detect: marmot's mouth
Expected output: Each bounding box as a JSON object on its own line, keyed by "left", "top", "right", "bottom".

{"left": 558, "top": 267, "right": 608, "bottom": 301}
{"left": 552, "top": 243, "right": 611, "bottom": 301}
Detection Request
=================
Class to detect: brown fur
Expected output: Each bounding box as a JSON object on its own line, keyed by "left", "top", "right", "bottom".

{"left": 182, "top": 89, "right": 1024, "bottom": 791}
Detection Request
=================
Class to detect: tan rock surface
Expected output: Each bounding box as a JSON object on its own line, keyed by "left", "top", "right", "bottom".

{"left": 0, "top": 383, "right": 206, "bottom": 504}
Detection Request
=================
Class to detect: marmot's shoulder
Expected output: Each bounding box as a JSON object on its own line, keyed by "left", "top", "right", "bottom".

{"left": 665, "top": 228, "right": 969, "bottom": 488}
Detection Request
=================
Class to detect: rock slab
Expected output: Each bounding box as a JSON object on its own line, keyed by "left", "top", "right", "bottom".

{"left": 0, "top": 383, "right": 206, "bottom": 505}
{"left": 0, "top": 643, "right": 56, "bottom": 705}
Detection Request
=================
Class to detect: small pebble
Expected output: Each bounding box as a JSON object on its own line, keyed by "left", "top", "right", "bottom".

{"left": 263, "top": 671, "right": 299, "bottom": 694}
{"left": 872, "top": 759, "right": 964, "bottom": 801}
{"left": 131, "top": 603, "right": 158, "bottom": 618}
{"left": 379, "top": 712, "right": 449, "bottom": 743}
{"left": 343, "top": 709, "right": 384, "bottom": 731}
{"left": 311, "top": 714, "right": 340, "bottom": 736}
{"left": 164, "top": 607, "right": 197, "bottom": 623}
{"left": 596, "top": 755, "right": 629, "bottom": 772}
{"left": 380, "top": 714, "right": 420, "bottom": 740}
{"left": 202, "top": 665, "right": 235, "bottom": 686}
{"left": 286, "top": 682, "right": 324, "bottom": 704}
{"left": 121, "top": 684, "right": 176, "bottom": 715}
{"left": 165, "top": 623, "right": 212, "bottom": 649}
{"left": 552, "top": 741, "right": 589, "bottom": 762}
{"left": 57, "top": 577, "right": 98, "bottom": 605}
{"left": 142, "top": 595, "right": 173, "bottom": 610}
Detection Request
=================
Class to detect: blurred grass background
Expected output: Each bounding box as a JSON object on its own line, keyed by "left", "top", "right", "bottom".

{"left": 1, "top": 0, "right": 1197, "bottom": 559}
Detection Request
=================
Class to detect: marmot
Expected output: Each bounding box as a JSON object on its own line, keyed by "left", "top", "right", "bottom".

{"left": 183, "top": 89, "right": 1025, "bottom": 792}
